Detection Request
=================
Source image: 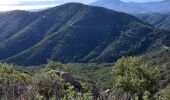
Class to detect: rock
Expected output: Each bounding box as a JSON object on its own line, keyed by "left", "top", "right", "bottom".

{"left": 56, "top": 71, "right": 82, "bottom": 90}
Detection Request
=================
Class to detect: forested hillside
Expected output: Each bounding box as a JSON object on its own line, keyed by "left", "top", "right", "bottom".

{"left": 0, "top": 2, "right": 170, "bottom": 100}
{"left": 0, "top": 3, "right": 169, "bottom": 66}
{"left": 136, "top": 13, "right": 170, "bottom": 31}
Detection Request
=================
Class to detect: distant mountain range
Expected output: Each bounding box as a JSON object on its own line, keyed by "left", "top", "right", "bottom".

{"left": 92, "top": 0, "right": 170, "bottom": 13}
{"left": 135, "top": 13, "right": 170, "bottom": 31}
{"left": 0, "top": 3, "right": 169, "bottom": 66}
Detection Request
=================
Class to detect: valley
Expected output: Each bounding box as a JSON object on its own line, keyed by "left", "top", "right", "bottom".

{"left": 0, "top": 1, "right": 170, "bottom": 100}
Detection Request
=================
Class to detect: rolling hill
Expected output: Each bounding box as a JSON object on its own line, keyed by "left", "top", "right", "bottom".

{"left": 0, "top": 3, "right": 169, "bottom": 66}
{"left": 92, "top": 0, "right": 170, "bottom": 13}
{"left": 136, "top": 13, "right": 170, "bottom": 31}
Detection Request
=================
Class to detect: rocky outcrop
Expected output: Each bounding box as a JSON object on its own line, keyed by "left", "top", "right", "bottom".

{"left": 56, "top": 71, "right": 82, "bottom": 90}
{"left": 56, "top": 71, "right": 100, "bottom": 99}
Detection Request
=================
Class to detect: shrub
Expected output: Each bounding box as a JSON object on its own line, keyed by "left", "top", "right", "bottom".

{"left": 112, "top": 57, "right": 159, "bottom": 99}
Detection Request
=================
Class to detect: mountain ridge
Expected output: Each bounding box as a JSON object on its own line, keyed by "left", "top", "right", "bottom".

{"left": 0, "top": 3, "right": 169, "bottom": 66}
{"left": 135, "top": 13, "right": 170, "bottom": 31}
{"left": 92, "top": 0, "right": 170, "bottom": 13}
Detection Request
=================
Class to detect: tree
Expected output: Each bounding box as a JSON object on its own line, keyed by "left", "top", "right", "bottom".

{"left": 112, "top": 57, "right": 159, "bottom": 99}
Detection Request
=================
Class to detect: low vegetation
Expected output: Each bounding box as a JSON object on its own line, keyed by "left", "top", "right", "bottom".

{"left": 112, "top": 57, "right": 159, "bottom": 99}
{"left": 0, "top": 63, "right": 94, "bottom": 99}
{"left": 0, "top": 56, "right": 170, "bottom": 100}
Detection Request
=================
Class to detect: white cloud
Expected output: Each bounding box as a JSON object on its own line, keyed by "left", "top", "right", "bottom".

{"left": 0, "top": 4, "right": 59, "bottom": 11}
{"left": 0, "top": 0, "right": 19, "bottom": 5}
{"left": 0, "top": 0, "right": 73, "bottom": 4}
{"left": 0, "top": 0, "right": 96, "bottom": 11}
{"left": 0, "top": 0, "right": 60, "bottom": 11}
{"left": 0, "top": 0, "right": 54, "bottom": 5}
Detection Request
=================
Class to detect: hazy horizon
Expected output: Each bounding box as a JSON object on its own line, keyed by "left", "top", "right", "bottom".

{"left": 0, "top": 0, "right": 164, "bottom": 11}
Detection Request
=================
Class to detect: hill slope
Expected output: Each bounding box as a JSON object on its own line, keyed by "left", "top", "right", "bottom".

{"left": 135, "top": 13, "right": 170, "bottom": 31}
{"left": 92, "top": 0, "right": 170, "bottom": 13}
{"left": 0, "top": 3, "right": 169, "bottom": 66}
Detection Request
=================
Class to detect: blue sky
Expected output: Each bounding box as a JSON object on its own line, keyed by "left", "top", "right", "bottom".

{"left": 0, "top": 0, "right": 163, "bottom": 11}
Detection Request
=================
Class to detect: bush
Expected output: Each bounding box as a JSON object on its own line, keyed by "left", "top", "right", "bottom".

{"left": 0, "top": 63, "right": 31, "bottom": 99}
{"left": 112, "top": 57, "right": 159, "bottom": 99}
{"left": 157, "top": 85, "right": 170, "bottom": 100}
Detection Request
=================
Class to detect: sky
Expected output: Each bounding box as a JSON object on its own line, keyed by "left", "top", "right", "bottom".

{"left": 0, "top": 0, "right": 164, "bottom": 11}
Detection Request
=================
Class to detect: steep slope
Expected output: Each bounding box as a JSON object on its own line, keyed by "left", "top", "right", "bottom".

{"left": 135, "top": 13, "right": 170, "bottom": 31}
{"left": 92, "top": 0, "right": 170, "bottom": 13}
{"left": 0, "top": 4, "right": 84, "bottom": 60}
{"left": 0, "top": 3, "right": 169, "bottom": 66}
{"left": 0, "top": 10, "right": 39, "bottom": 42}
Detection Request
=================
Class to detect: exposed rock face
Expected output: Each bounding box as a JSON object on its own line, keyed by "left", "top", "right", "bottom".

{"left": 56, "top": 71, "right": 82, "bottom": 90}
{"left": 56, "top": 71, "right": 100, "bottom": 98}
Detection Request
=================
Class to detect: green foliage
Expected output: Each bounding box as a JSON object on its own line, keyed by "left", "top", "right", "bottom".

{"left": 112, "top": 57, "right": 159, "bottom": 99}
{"left": 0, "top": 3, "right": 169, "bottom": 66}
{"left": 143, "top": 49, "right": 170, "bottom": 88}
{"left": 32, "top": 71, "right": 64, "bottom": 99}
{"left": 0, "top": 56, "right": 170, "bottom": 100}
{"left": 0, "top": 62, "right": 95, "bottom": 99}
{"left": 142, "top": 91, "right": 150, "bottom": 100}
{"left": 44, "top": 61, "right": 113, "bottom": 90}
{"left": 157, "top": 85, "right": 170, "bottom": 100}
{"left": 63, "top": 84, "right": 93, "bottom": 100}
{"left": 0, "top": 63, "right": 31, "bottom": 99}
